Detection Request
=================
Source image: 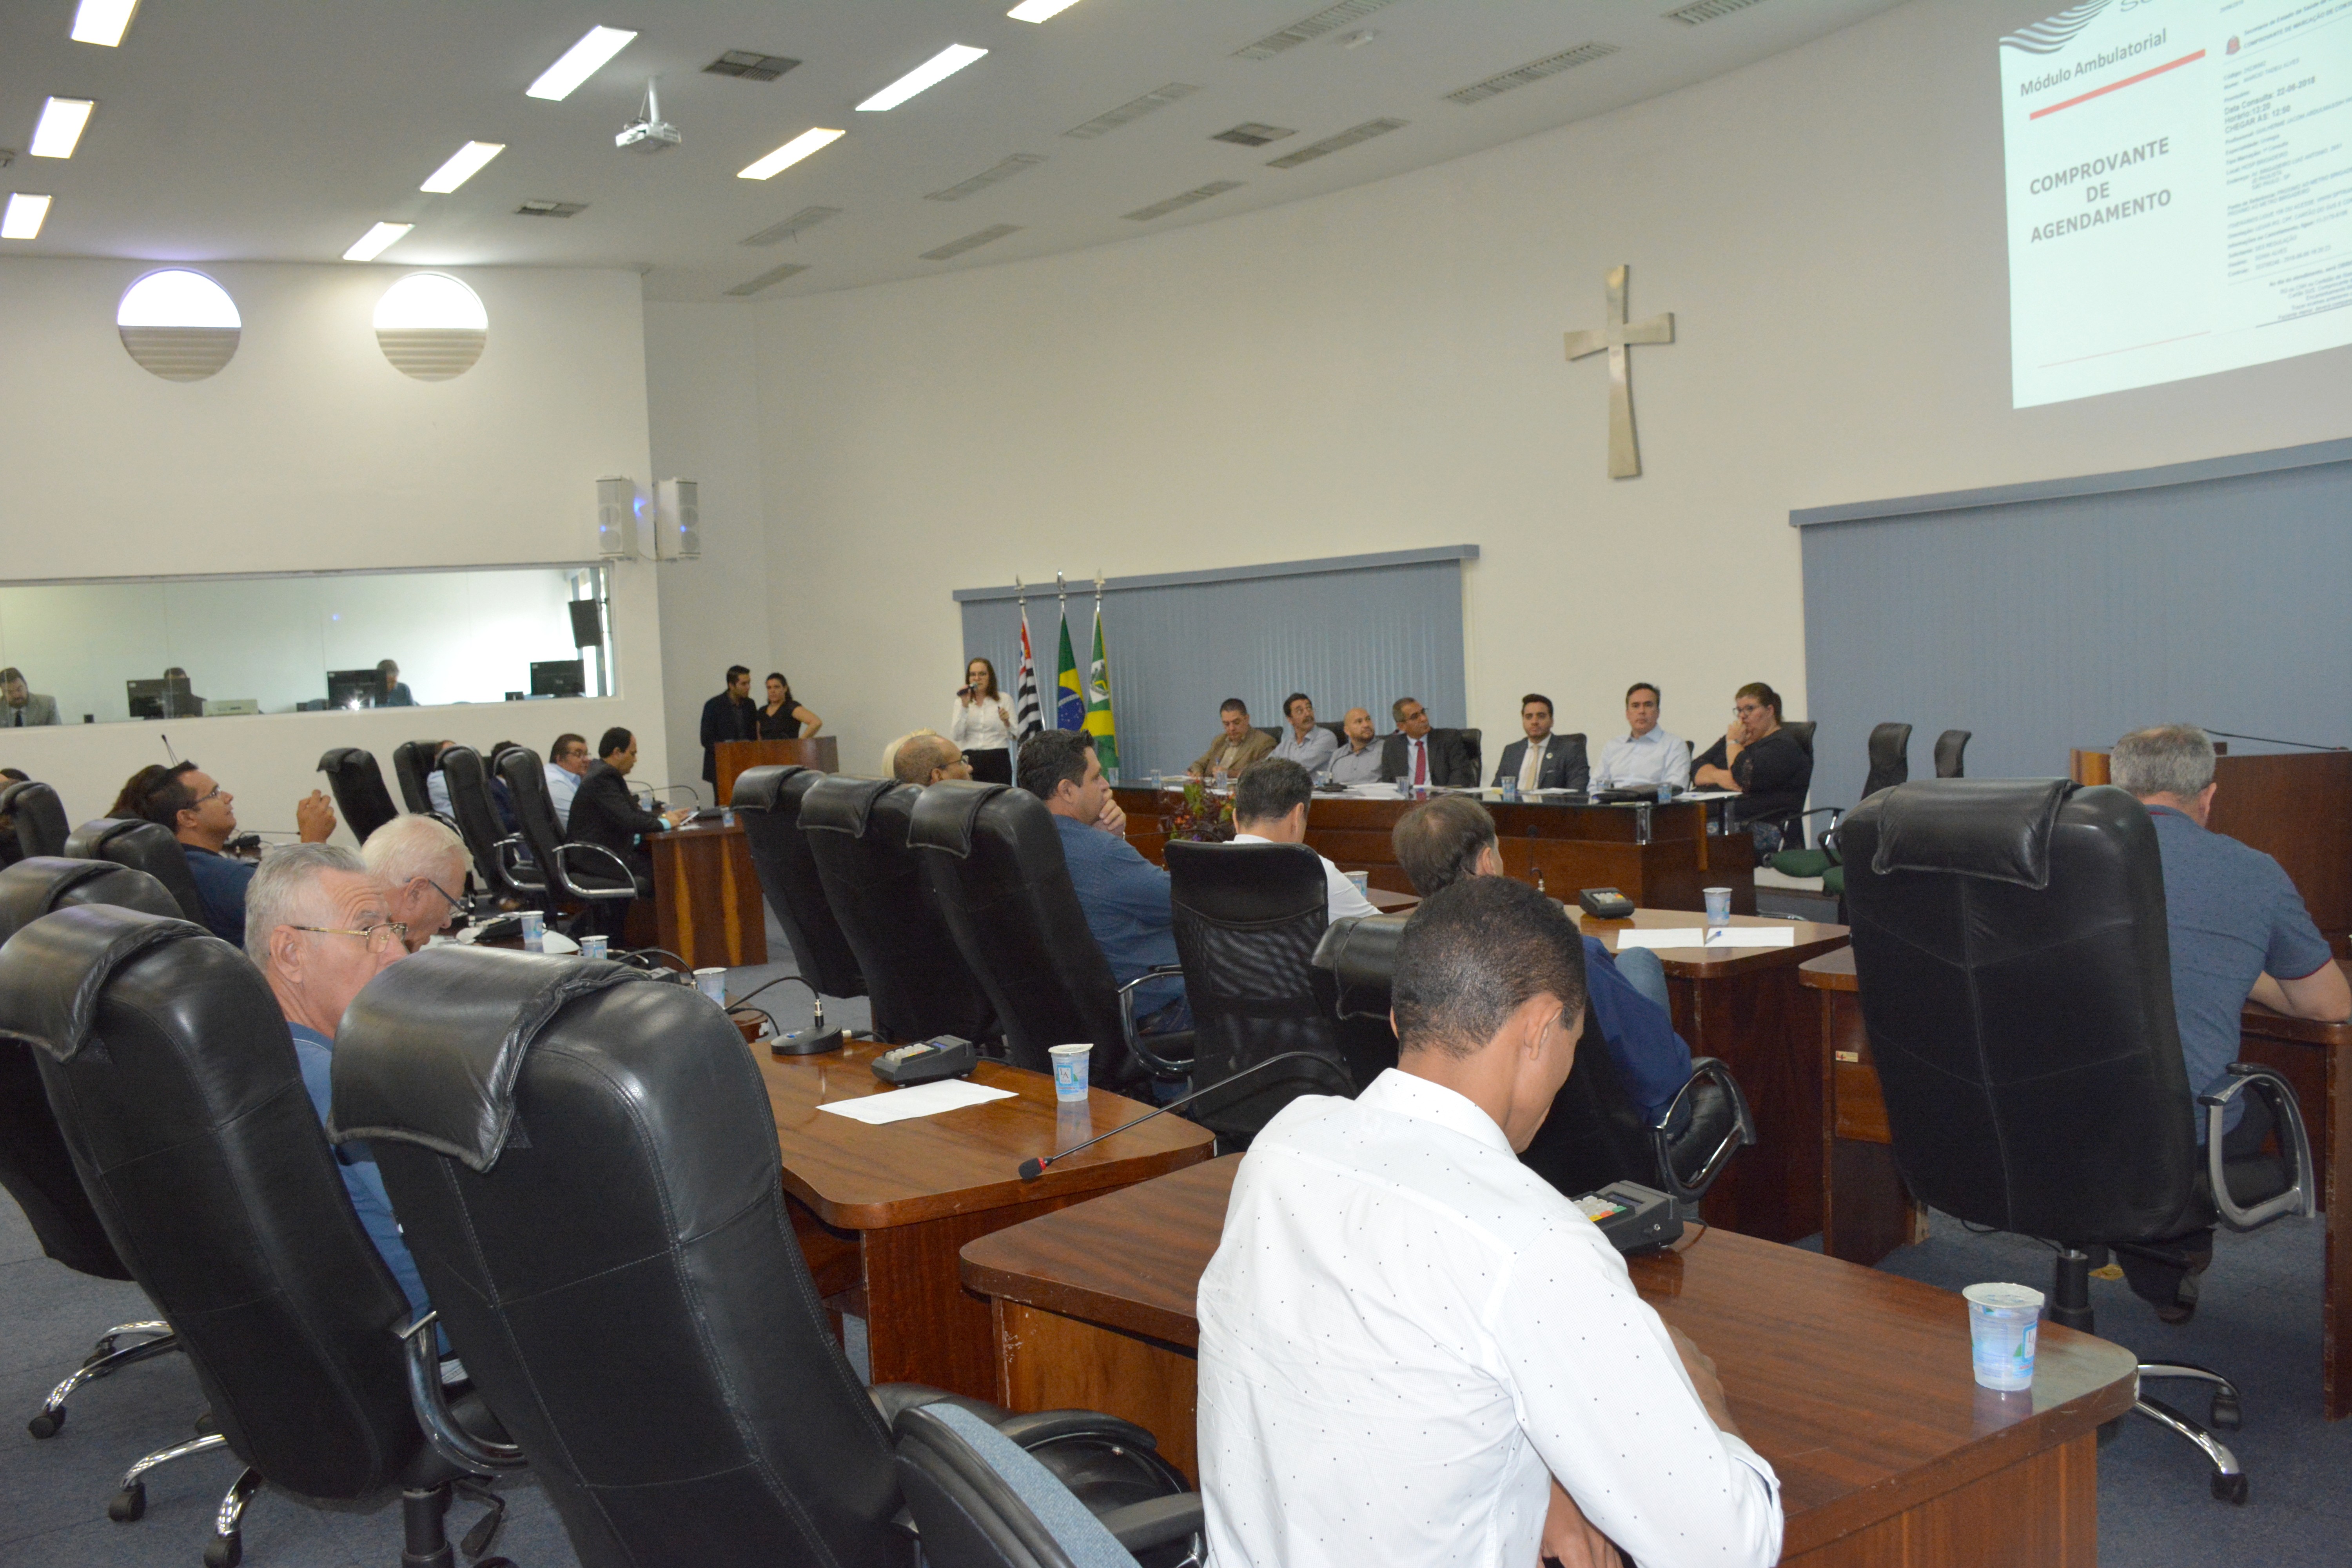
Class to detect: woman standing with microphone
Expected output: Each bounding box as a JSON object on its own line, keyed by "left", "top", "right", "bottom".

{"left": 950, "top": 657, "right": 1016, "bottom": 784}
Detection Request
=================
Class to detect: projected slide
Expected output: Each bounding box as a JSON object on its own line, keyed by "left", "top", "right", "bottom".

{"left": 2003, "top": 0, "right": 2352, "bottom": 407}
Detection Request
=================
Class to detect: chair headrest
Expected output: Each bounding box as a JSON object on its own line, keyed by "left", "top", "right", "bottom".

{"left": 800, "top": 776, "right": 897, "bottom": 838}
{"left": 907, "top": 780, "right": 1013, "bottom": 857}
{"left": 440, "top": 744, "right": 485, "bottom": 784}
{"left": 1863, "top": 778, "right": 2076, "bottom": 889}
{"left": 0, "top": 905, "right": 211, "bottom": 1062}
{"left": 730, "top": 764, "right": 804, "bottom": 811}
{"left": 331, "top": 946, "right": 653, "bottom": 1172}
{"left": 1312, "top": 911, "right": 1409, "bottom": 1020}
{"left": 316, "top": 747, "right": 361, "bottom": 773}
{"left": 0, "top": 858, "right": 181, "bottom": 939}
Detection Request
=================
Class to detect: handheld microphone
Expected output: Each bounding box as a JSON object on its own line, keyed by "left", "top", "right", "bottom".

{"left": 1018, "top": 1051, "right": 1342, "bottom": 1180}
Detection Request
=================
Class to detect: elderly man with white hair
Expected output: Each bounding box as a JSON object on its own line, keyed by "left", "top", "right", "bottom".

{"left": 247, "top": 844, "right": 423, "bottom": 1318}
{"left": 362, "top": 813, "right": 472, "bottom": 951}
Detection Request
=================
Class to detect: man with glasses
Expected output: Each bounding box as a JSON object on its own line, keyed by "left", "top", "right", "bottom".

{"left": 247, "top": 844, "right": 425, "bottom": 1319}
{"left": 362, "top": 813, "right": 472, "bottom": 951}
{"left": 546, "top": 731, "right": 592, "bottom": 829}
{"left": 119, "top": 759, "right": 336, "bottom": 942}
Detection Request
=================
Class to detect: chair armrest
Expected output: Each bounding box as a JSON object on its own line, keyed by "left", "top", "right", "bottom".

{"left": 993, "top": 1408, "right": 1163, "bottom": 1451}
{"left": 556, "top": 842, "right": 640, "bottom": 899}
{"left": 1118, "top": 965, "right": 1194, "bottom": 1077}
{"left": 1650, "top": 1057, "right": 1757, "bottom": 1203}
{"left": 1096, "top": 1493, "right": 1206, "bottom": 1555}
{"left": 397, "top": 1313, "right": 525, "bottom": 1474}
{"left": 2201, "top": 1065, "right": 2318, "bottom": 1230}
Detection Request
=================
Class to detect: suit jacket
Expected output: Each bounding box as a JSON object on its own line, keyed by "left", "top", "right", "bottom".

{"left": 1380, "top": 729, "right": 1477, "bottom": 788}
{"left": 1492, "top": 733, "right": 1590, "bottom": 792}
{"left": 568, "top": 761, "right": 666, "bottom": 886}
{"left": 700, "top": 692, "right": 757, "bottom": 784}
{"left": 2, "top": 694, "right": 59, "bottom": 727}
{"left": 1191, "top": 728, "right": 1276, "bottom": 779}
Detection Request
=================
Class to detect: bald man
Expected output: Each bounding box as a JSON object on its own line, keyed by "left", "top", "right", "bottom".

{"left": 1324, "top": 707, "right": 1386, "bottom": 786}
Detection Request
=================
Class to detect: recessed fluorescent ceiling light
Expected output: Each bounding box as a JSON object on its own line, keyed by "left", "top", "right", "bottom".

{"left": 526, "top": 25, "right": 637, "bottom": 102}
{"left": 69, "top": 0, "right": 139, "bottom": 47}
{"left": 31, "top": 98, "right": 96, "bottom": 159}
{"left": 738, "top": 126, "right": 843, "bottom": 180}
{"left": 858, "top": 45, "right": 987, "bottom": 112}
{"left": 1, "top": 194, "right": 51, "bottom": 240}
{"left": 420, "top": 140, "right": 506, "bottom": 193}
{"left": 1008, "top": 0, "right": 1084, "bottom": 20}
{"left": 343, "top": 221, "right": 414, "bottom": 262}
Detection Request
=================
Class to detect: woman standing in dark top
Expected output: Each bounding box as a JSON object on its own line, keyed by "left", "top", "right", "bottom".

{"left": 1692, "top": 681, "right": 1812, "bottom": 852}
{"left": 757, "top": 673, "right": 822, "bottom": 741}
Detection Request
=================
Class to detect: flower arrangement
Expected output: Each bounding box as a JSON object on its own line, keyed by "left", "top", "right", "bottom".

{"left": 1165, "top": 778, "right": 1235, "bottom": 844}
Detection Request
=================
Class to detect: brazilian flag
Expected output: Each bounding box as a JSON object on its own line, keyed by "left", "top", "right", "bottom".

{"left": 1055, "top": 610, "right": 1085, "bottom": 731}
{"left": 1085, "top": 603, "right": 1118, "bottom": 773}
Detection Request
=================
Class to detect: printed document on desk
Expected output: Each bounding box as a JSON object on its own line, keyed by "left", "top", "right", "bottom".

{"left": 1615, "top": 926, "right": 1800, "bottom": 951}
{"left": 817, "top": 1079, "right": 1017, "bottom": 1125}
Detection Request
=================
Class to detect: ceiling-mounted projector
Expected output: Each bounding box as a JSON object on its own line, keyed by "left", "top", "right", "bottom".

{"left": 617, "top": 79, "right": 681, "bottom": 155}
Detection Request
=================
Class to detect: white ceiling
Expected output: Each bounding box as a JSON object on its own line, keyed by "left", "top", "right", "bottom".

{"left": 0, "top": 0, "right": 1910, "bottom": 303}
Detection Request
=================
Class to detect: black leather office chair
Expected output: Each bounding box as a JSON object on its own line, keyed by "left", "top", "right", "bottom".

{"left": 733, "top": 765, "right": 866, "bottom": 1002}
{"left": 440, "top": 746, "right": 544, "bottom": 907}
{"left": 1861, "top": 722, "right": 1912, "bottom": 798}
{"left": 800, "top": 777, "right": 996, "bottom": 1045}
{"left": 893, "top": 1400, "right": 1205, "bottom": 1568}
{"left": 1934, "top": 728, "right": 1971, "bottom": 778}
{"left": 1840, "top": 779, "right": 2316, "bottom": 1503}
{"left": 1312, "top": 911, "right": 1753, "bottom": 1204}
{"left": 1788, "top": 721, "right": 1911, "bottom": 875}
{"left": 1164, "top": 840, "right": 1353, "bottom": 1145}
{"left": 1455, "top": 726, "right": 1483, "bottom": 783}
{"left": 910, "top": 782, "right": 1186, "bottom": 1091}
{"left": 0, "top": 780, "right": 71, "bottom": 859}
{"left": 1781, "top": 720, "right": 1817, "bottom": 753}
{"left": 331, "top": 946, "right": 1189, "bottom": 1568}
{"left": 0, "top": 860, "right": 184, "bottom": 1441}
{"left": 64, "top": 818, "right": 206, "bottom": 924}
{"left": 0, "top": 906, "right": 523, "bottom": 1566}
{"left": 495, "top": 746, "right": 640, "bottom": 925}
{"left": 391, "top": 740, "right": 439, "bottom": 817}
{"left": 316, "top": 749, "right": 400, "bottom": 846}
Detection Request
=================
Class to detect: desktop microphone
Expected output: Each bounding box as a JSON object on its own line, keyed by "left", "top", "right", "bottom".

{"left": 161, "top": 733, "right": 177, "bottom": 764}
{"left": 2200, "top": 728, "right": 2350, "bottom": 754}
{"left": 1017, "top": 1051, "right": 1341, "bottom": 1180}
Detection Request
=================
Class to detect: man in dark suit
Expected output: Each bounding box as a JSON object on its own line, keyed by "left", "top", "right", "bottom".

{"left": 1379, "top": 698, "right": 1476, "bottom": 788}
{"left": 699, "top": 664, "right": 756, "bottom": 793}
{"left": 1491, "top": 693, "right": 1589, "bottom": 793}
{"left": 570, "top": 727, "right": 690, "bottom": 894}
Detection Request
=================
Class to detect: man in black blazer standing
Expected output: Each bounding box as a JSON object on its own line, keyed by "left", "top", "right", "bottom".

{"left": 699, "top": 665, "right": 756, "bottom": 793}
{"left": 1490, "top": 694, "right": 1589, "bottom": 793}
{"left": 1379, "top": 698, "right": 1477, "bottom": 788}
{"left": 570, "top": 727, "right": 690, "bottom": 892}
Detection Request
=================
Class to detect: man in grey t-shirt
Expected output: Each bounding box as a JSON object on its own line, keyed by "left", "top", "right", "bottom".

{"left": 2113, "top": 724, "right": 2349, "bottom": 1318}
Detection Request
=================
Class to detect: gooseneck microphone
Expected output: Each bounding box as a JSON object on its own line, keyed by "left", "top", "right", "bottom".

{"left": 1018, "top": 1051, "right": 1342, "bottom": 1180}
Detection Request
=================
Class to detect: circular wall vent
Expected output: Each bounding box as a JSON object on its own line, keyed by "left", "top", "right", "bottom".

{"left": 374, "top": 272, "right": 487, "bottom": 381}
{"left": 117, "top": 270, "right": 241, "bottom": 381}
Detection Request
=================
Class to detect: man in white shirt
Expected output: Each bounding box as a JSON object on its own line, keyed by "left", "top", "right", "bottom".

{"left": 1593, "top": 681, "right": 1691, "bottom": 793}
{"left": 1199, "top": 875, "right": 1781, "bottom": 1568}
{"left": 1228, "top": 758, "right": 1377, "bottom": 925}
{"left": 545, "top": 732, "right": 590, "bottom": 829}
{"left": 1269, "top": 692, "right": 1338, "bottom": 775}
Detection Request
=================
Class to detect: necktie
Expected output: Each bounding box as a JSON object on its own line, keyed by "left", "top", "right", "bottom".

{"left": 1413, "top": 740, "right": 1427, "bottom": 786}
{"left": 1519, "top": 740, "right": 1542, "bottom": 792}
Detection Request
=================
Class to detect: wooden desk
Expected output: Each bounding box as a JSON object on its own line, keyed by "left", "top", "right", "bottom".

{"left": 717, "top": 737, "right": 839, "bottom": 807}
{"left": 961, "top": 1156, "right": 2139, "bottom": 1563}
{"left": 755, "top": 1037, "right": 1214, "bottom": 1400}
{"left": 646, "top": 818, "right": 766, "bottom": 970}
{"left": 1805, "top": 947, "right": 2352, "bottom": 1420}
{"left": 1581, "top": 908, "right": 1850, "bottom": 1242}
{"left": 1111, "top": 787, "right": 1755, "bottom": 914}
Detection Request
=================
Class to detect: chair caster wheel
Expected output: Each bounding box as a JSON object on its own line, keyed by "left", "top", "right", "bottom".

{"left": 27, "top": 1408, "right": 63, "bottom": 1439}
{"left": 203, "top": 1533, "right": 242, "bottom": 1568}
{"left": 2209, "top": 1392, "right": 2241, "bottom": 1431}
{"left": 108, "top": 1484, "right": 146, "bottom": 1523}
{"left": 2211, "top": 1471, "right": 2249, "bottom": 1506}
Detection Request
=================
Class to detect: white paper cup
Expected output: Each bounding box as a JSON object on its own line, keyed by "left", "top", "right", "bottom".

{"left": 693, "top": 967, "right": 727, "bottom": 1005}
{"left": 1049, "top": 1043, "right": 1092, "bottom": 1102}
{"left": 1964, "top": 1282, "right": 2044, "bottom": 1391}
{"left": 1703, "top": 887, "right": 1732, "bottom": 928}
{"left": 519, "top": 911, "right": 545, "bottom": 952}
{"left": 579, "top": 935, "right": 609, "bottom": 960}
{"left": 1346, "top": 870, "right": 1370, "bottom": 895}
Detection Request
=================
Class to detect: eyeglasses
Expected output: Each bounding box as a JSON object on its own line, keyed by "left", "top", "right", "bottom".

{"left": 416, "top": 878, "right": 463, "bottom": 912}
{"left": 288, "top": 922, "right": 408, "bottom": 953}
{"left": 187, "top": 784, "right": 225, "bottom": 806}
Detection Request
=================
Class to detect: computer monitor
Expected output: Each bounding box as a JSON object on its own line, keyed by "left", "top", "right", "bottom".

{"left": 126, "top": 677, "right": 200, "bottom": 720}
{"left": 530, "top": 659, "right": 586, "bottom": 698}
{"left": 326, "top": 670, "right": 381, "bottom": 709}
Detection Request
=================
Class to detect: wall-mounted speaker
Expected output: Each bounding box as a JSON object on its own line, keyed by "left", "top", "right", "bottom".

{"left": 655, "top": 478, "right": 700, "bottom": 561}
{"left": 568, "top": 599, "right": 603, "bottom": 649}
{"left": 596, "top": 476, "right": 639, "bottom": 559}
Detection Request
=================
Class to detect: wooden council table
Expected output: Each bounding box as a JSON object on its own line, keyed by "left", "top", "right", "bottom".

{"left": 1804, "top": 946, "right": 2352, "bottom": 1419}
{"left": 960, "top": 1156, "right": 2139, "bottom": 1564}
{"left": 1112, "top": 786, "right": 1756, "bottom": 914}
{"left": 644, "top": 817, "right": 766, "bottom": 971}
{"left": 753, "top": 1036, "right": 1214, "bottom": 1401}
{"left": 1579, "top": 907, "right": 1849, "bottom": 1242}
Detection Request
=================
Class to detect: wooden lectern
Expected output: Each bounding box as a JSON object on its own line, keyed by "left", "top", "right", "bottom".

{"left": 715, "top": 737, "right": 838, "bottom": 806}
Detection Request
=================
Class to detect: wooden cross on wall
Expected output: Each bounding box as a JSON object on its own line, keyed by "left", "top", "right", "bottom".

{"left": 1564, "top": 264, "right": 1675, "bottom": 479}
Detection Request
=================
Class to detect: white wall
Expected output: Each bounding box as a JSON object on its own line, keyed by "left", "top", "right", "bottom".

{"left": 645, "top": 0, "right": 2352, "bottom": 778}
{"left": 0, "top": 260, "right": 666, "bottom": 840}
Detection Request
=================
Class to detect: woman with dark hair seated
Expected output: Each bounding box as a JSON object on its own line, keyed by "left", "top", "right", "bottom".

{"left": 1691, "top": 681, "right": 1812, "bottom": 854}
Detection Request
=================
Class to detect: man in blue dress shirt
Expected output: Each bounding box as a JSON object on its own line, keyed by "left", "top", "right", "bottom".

{"left": 115, "top": 760, "right": 337, "bottom": 942}
{"left": 1019, "top": 729, "right": 1189, "bottom": 1034}
{"left": 247, "top": 843, "right": 428, "bottom": 1321}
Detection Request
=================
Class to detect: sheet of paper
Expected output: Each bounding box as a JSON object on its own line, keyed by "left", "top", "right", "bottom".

{"left": 817, "top": 1078, "right": 1017, "bottom": 1125}
{"left": 1612, "top": 925, "right": 1800, "bottom": 951}
{"left": 1612, "top": 927, "right": 1711, "bottom": 950}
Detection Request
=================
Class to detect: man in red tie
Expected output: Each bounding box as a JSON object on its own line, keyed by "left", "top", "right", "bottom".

{"left": 1379, "top": 698, "right": 1475, "bottom": 788}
